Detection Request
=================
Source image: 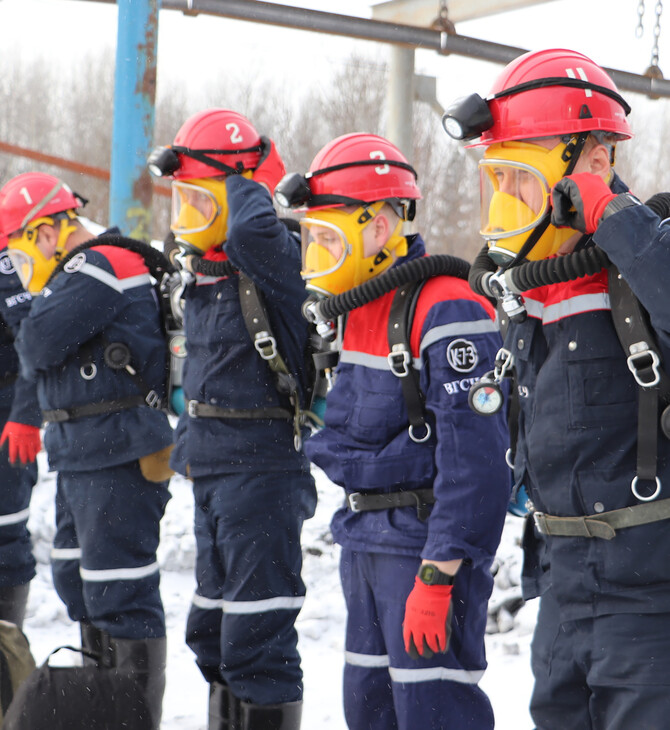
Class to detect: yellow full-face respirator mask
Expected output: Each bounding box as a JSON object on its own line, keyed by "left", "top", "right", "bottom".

{"left": 479, "top": 139, "right": 582, "bottom": 264}
{"left": 6, "top": 211, "right": 78, "bottom": 294}
{"left": 170, "top": 172, "right": 253, "bottom": 255}
{"left": 299, "top": 202, "right": 407, "bottom": 297}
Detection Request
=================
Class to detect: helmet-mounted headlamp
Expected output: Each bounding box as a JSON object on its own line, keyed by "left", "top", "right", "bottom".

{"left": 442, "top": 77, "right": 632, "bottom": 142}
{"left": 274, "top": 159, "right": 418, "bottom": 221}
{"left": 147, "top": 143, "right": 263, "bottom": 178}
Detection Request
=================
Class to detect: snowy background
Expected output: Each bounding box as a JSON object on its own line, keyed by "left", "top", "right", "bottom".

{"left": 22, "top": 451, "right": 536, "bottom": 729}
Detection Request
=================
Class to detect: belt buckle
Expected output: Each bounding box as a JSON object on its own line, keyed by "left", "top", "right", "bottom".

{"left": 348, "top": 492, "right": 363, "bottom": 512}
{"left": 532, "top": 511, "right": 547, "bottom": 533}
{"left": 187, "top": 400, "right": 199, "bottom": 418}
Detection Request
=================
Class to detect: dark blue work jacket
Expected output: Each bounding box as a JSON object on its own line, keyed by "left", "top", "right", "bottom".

{"left": 304, "top": 235, "right": 510, "bottom": 565}
{"left": 170, "top": 175, "right": 311, "bottom": 477}
{"left": 15, "top": 240, "right": 173, "bottom": 472}
{"left": 0, "top": 249, "right": 40, "bottom": 424}
{"left": 514, "top": 173, "right": 670, "bottom": 620}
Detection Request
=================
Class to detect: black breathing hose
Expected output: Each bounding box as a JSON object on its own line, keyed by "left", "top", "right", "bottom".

{"left": 312, "top": 254, "right": 470, "bottom": 322}
{"left": 49, "top": 234, "right": 175, "bottom": 285}
{"left": 468, "top": 192, "right": 670, "bottom": 297}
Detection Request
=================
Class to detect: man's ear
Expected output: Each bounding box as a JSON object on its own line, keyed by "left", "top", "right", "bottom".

{"left": 587, "top": 143, "right": 613, "bottom": 179}
{"left": 35, "top": 224, "right": 58, "bottom": 256}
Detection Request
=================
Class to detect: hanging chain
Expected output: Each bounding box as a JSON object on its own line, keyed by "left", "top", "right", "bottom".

{"left": 431, "top": 0, "right": 456, "bottom": 34}
{"left": 637, "top": 0, "right": 646, "bottom": 38}
{"left": 651, "top": 0, "right": 663, "bottom": 68}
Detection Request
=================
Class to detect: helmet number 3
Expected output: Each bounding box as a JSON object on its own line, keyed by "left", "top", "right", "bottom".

{"left": 370, "top": 150, "right": 390, "bottom": 175}
{"left": 225, "top": 123, "right": 243, "bottom": 144}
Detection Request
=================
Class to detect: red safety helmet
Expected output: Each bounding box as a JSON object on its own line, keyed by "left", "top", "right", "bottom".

{"left": 0, "top": 172, "right": 83, "bottom": 237}
{"left": 170, "top": 108, "right": 264, "bottom": 180}
{"left": 307, "top": 133, "right": 421, "bottom": 206}
{"left": 479, "top": 48, "right": 633, "bottom": 146}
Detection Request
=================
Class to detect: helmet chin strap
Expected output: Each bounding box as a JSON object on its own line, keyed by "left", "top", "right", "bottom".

{"left": 503, "top": 132, "right": 589, "bottom": 270}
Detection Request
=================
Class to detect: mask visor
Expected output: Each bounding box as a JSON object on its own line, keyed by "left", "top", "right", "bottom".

{"left": 5, "top": 248, "right": 33, "bottom": 291}
{"left": 300, "top": 217, "right": 349, "bottom": 281}
{"left": 479, "top": 159, "right": 550, "bottom": 242}
{"left": 171, "top": 182, "right": 220, "bottom": 236}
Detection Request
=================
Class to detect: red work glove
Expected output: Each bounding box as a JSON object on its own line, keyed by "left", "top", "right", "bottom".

{"left": 550, "top": 173, "right": 617, "bottom": 234}
{"left": 0, "top": 422, "right": 41, "bottom": 465}
{"left": 403, "top": 577, "right": 453, "bottom": 659}
{"left": 253, "top": 136, "right": 286, "bottom": 195}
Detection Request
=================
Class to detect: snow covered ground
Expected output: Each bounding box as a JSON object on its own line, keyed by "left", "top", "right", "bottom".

{"left": 23, "top": 453, "right": 536, "bottom": 729}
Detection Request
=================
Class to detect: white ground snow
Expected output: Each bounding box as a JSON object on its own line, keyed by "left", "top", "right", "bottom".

{"left": 23, "top": 453, "right": 535, "bottom": 729}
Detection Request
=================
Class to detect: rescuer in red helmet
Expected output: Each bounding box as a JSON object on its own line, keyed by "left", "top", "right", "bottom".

{"left": 148, "top": 108, "right": 317, "bottom": 730}
{"left": 0, "top": 170, "right": 174, "bottom": 729}
{"left": 276, "top": 132, "right": 510, "bottom": 729}
{"left": 444, "top": 48, "right": 670, "bottom": 728}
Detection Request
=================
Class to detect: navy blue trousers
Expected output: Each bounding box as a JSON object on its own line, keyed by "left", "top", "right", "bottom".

{"left": 0, "top": 408, "right": 36, "bottom": 589}
{"left": 340, "top": 549, "right": 494, "bottom": 730}
{"left": 51, "top": 462, "right": 170, "bottom": 639}
{"left": 531, "top": 588, "right": 670, "bottom": 729}
{"left": 185, "top": 469, "right": 317, "bottom": 705}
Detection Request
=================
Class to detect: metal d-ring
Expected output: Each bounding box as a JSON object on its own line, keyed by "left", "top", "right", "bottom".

{"left": 631, "top": 475, "right": 661, "bottom": 502}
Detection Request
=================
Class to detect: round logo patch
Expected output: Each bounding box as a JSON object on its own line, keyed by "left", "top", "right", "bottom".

{"left": 446, "top": 338, "right": 479, "bottom": 373}
{"left": 64, "top": 252, "right": 86, "bottom": 273}
{"left": 0, "top": 251, "right": 15, "bottom": 276}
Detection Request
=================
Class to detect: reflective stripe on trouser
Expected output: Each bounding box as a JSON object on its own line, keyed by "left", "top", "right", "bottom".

{"left": 0, "top": 408, "right": 37, "bottom": 588}
{"left": 186, "top": 469, "right": 317, "bottom": 705}
{"left": 51, "top": 463, "right": 170, "bottom": 639}
{"left": 531, "top": 587, "right": 670, "bottom": 730}
{"left": 340, "top": 549, "right": 494, "bottom": 730}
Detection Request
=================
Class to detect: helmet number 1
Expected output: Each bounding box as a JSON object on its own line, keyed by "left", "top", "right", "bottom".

{"left": 370, "top": 151, "right": 389, "bottom": 176}
{"left": 225, "top": 123, "right": 243, "bottom": 144}
{"left": 19, "top": 187, "right": 33, "bottom": 205}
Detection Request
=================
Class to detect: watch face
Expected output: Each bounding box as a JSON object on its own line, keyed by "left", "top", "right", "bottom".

{"left": 420, "top": 564, "right": 437, "bottom": 583}
{"left": 468, "top": 380, "right": 504, "bottom": 416}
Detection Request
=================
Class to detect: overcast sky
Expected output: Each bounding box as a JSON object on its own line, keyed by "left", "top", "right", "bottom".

{"left": 2, "top": 0, "right": 668, "bottom": 125}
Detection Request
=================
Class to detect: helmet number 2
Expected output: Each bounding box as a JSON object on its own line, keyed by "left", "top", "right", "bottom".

{"left": 370, "top": 151, "right": 389, "bottom": 176}
{"left": 19, "top": 187, "right": 33, "bottom": 205}
{"left": 225, "top": 123, "right": 243, "bottom": 144}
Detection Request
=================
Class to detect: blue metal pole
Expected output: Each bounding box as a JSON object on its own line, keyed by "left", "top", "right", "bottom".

{"left": 109, "top": 0, "right": 160, "bottom": 241}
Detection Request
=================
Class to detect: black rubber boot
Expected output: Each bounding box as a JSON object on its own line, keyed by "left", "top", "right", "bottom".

{"left": 209, "top": 681, "right": 235, "bottom": 729}
{"left": 79, "top": 622, "right": 114, "bottom": 667}
{"left": 0, "top": 583, "right": 30, "bottom": 628}
{"left": 238, "top": 700, "right": 302, "bottom": 730}
{"left": 111, "top": 636, "right": 167, "bottom": 730}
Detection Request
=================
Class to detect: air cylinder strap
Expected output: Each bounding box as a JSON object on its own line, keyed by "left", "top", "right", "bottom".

{"left": 387, "top": 281, "right": 431, "bottom": 443}
{"left": 237, "top": 272, "right": 303, "bottom": 449}
{"left": 532, "top": 497, "right": 670, "bottom": 540}
{"left": 608, "top": 265, "right": 670, "bottom": 499}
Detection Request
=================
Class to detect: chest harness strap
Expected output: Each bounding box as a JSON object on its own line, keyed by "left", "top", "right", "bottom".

{"left": 186, "top": 272, "right": 302, "bottom": 449}
{"left": 42, "top": 339, "right": 162, "bottom": 423}
{"left": 387, "top": 280, "right": 431, "bottom": 444}
{"left": 531, "top": 266, "right": 670, "bottom": 538}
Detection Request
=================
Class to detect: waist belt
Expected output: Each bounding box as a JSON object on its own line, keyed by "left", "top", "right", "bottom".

{"left": 187, "top": 400, "right": 292, "bottom": 420}
{"left": 346, "top": 488, "right": 435, "bottom": 522}
{"left": 43, "top": 395, "right": 147, "bottom": 423}
{"left": 532, "top": 497, "right": 670, "bottom": 540}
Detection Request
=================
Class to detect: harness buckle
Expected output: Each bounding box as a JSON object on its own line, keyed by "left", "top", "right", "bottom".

{"left": 627, "top": 342, "right": 661, "bottom": 387}
{"left": 347, "top": 492, "right": 363, "bottom": 512}
{"left": 254, "top": 332, "right": 278, "bottom": 361}
{"left": 145, "top": 390, "right": 161, "bottom": 409}
{"left": 387, "top": 345, "right": 411, "bottom": 377}
{"left": 187, "top": 400, "right": 199, "bottom": 418}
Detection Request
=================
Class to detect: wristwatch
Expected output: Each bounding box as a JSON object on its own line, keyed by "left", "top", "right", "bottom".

{"left": 417, "top": 563, "right": 456, "bottom": 586}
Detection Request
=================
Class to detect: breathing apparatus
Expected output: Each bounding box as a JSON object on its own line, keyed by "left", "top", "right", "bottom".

{"left": 442, "top": 48, "right": 633, "bottom": 324}
{"left": 274, "top": 132, "right": 421, "bottom": 298}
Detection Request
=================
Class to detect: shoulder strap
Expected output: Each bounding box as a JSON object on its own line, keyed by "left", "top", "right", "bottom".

{"left": 238, "top": 272, "right": 303, "bottom": 448}
{"left": 387, "top": 280, "right": 431, "bottom": 444}
{"left": 608, "top": 265, "right": 670, "bottom": 497}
